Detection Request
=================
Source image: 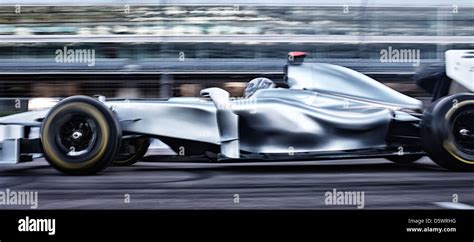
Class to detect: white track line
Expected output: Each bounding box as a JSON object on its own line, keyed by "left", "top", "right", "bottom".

{"left": 434, "top": 202, "right": 474, "bottom": 210}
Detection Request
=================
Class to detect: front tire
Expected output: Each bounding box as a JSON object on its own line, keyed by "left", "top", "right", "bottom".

{"left": 422, "top": 93, "right": 474, "bottom": 171}
{"left": 40, "top": 96, "right": 121, "bottom": 175}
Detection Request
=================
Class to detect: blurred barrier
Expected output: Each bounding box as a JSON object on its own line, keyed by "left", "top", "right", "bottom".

{"left": 0, "top": 3, "right": 471, "bottom": 99}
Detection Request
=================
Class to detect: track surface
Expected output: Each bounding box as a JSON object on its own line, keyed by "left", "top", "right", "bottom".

{"left": 0, "top": 157, "right": 473, "bottom": 209}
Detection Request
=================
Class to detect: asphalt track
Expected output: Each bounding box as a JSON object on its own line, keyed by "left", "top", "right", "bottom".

{"left": 0, "top": 156, "right": 473, "bottom": 209}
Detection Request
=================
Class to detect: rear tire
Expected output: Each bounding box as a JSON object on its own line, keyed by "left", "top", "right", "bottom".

{"left": 40, "top": 96, "right": 121, "bottom": 175}
{"left": 113, "top": 137, "right": 150, "bottom": 166}
{"left": 422, "top": 93, "right": 474, "bottom": 171}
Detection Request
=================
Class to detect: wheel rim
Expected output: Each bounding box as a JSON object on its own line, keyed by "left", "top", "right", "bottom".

{"left": 54, "top": 113, "right": 97, "bottom": 157}
{"left": 452, "top": 110, "right": 474, "bottom": 155}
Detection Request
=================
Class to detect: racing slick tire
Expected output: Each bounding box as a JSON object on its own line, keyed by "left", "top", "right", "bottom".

{"left": 422, "top": 93, "right": 474, "bottom": 171}
{"left": 113, "top": 137, "right": 150, "bottom": 166}
{"left": 40, "top": 96, "right": 121, "bottom": 175}
{"left": 386, "top": 155, "right": 423, "bottom": 164}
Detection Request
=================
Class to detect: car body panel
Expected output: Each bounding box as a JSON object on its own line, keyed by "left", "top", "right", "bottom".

{"left": 286, "top": 63, "right": 423, "bottom": 110}
{"left": 107, "top": 100, "right": 221, "bottom": 144}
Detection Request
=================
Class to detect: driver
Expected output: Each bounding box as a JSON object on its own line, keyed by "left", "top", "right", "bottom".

{"left": 244, "top": 77, "right": 276, "bottom": 98}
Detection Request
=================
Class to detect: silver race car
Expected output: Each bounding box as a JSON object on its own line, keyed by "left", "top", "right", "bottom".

{"left": 0, "top": 50, "right": 473, "bottom": 175}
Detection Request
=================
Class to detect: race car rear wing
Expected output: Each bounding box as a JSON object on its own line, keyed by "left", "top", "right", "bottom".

{"left": 445, "top": 50, "right": 474, "bottom": 92}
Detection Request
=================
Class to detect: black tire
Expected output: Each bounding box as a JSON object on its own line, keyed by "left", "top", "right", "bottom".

{"left": 113, "top": 137, "right": 150, "bottom": 166}
{"left": 40, "top": 96, "right": 121, "bottom": 175}
{"left": 386, "top": 155, "right": 423, "bottom": 164}
{"left": 422, "top": 93, "right": 474, "bottom": 171}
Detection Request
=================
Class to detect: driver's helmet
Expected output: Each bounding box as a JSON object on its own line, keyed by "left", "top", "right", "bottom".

{"left": 244, "top": 77, "right": 276, "bottom": 97}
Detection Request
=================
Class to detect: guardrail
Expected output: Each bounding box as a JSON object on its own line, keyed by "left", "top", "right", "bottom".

{"left": 0, "top": 58, "right": 443, "bottom": 75}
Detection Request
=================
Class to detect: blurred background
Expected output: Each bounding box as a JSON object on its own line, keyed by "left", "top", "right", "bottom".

{"left": 0, "top": 0, "right": 473, "bottom": 109}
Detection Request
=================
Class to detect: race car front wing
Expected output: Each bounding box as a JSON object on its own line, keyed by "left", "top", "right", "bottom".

{"left": 0, "top": 125, "right": 42, "bottom": 164}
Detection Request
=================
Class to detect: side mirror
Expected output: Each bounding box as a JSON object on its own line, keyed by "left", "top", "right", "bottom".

{"left": 200, "top": 90, "right": 210, "bottom": 98}
{"left": 200, "top": 88, "right": 230, "bottom": 110}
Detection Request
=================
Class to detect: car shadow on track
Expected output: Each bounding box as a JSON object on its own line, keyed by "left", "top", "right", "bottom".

{"left": 0, "top": 158, "right": 448, "bottom": 177}
{"left": 130, "top": 157, "right": 446, "bottom": 173}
